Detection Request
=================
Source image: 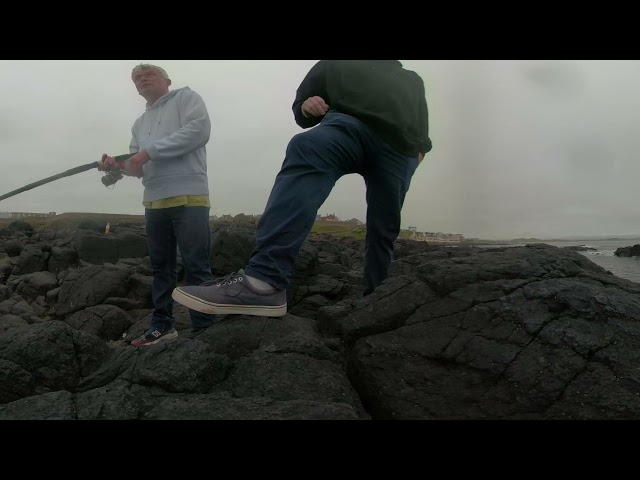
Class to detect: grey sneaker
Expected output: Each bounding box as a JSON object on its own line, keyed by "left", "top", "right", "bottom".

{"left": 171, "top": 269, "right": 287, "bottom": 317}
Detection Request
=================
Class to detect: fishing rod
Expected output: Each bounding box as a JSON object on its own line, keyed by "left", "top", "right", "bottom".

{"left": 0, "top": 153, "right": 134, "bottom": 203}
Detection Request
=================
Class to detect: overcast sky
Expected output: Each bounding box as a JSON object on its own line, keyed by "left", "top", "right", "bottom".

{"left": 0, "top": 60, "right": 638, "bottom": 240}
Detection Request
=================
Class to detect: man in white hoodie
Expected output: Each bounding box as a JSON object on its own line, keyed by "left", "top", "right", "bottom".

{"left": 100, "top": 63, "right": 217, "bottom": 346}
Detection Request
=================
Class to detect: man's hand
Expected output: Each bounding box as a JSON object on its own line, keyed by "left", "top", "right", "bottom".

{"left": 301, "top": 96, "right": 329, "bottom": 118}
{"left": 126, "top": 150, "right": 150, "bottom": 178}
{"left": 418, "top": 152, "right": 425, "bottom": 164}
{"left": 98, "top": 153, "right": 116, "bottom": 171}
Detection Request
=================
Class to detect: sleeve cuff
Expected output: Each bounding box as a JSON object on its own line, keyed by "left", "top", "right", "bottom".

{"left": 146, "top": 145, "right": 159, "bottom": 161}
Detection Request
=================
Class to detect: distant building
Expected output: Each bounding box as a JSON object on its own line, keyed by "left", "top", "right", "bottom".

{"left": 411, "top": 231, "right": 465, "bottom": 244}
{"left": 408, "top": 226, "right": 417, "bottom": 232}
{"left": 320, "top": 214, "right": 339, "bottom": 222}
{"left": 10, "top": 212, "right": 56, "bottom": 219}
{"left": 0, "top": 212, "right": 10, "bottom": 219}
{"left": 211, "top": 213, "right": 262, "bottom": 222}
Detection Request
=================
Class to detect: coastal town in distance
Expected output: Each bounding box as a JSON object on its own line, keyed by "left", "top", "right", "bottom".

{"left": 2, "top": 210, "right": 638, "bottom": 245}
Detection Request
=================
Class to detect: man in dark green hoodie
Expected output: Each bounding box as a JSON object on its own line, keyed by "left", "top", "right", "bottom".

{"left": 172, "top": 60, "right": 432, "bottom": 317}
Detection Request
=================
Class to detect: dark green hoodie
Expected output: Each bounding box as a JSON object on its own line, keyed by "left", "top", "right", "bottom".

{"left": 292, "top": 60, "right": 432, "bottom": 157}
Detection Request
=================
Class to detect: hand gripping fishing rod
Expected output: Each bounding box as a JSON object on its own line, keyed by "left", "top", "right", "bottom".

{"left": 0, "top": 154, "right": 134, "bottom": 203}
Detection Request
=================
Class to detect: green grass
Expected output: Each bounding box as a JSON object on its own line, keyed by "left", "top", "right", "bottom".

{"left": 0, "top": 212, "right": 146, "bottom": 232}
{"left": 311, "top": 222, "right": 416, "bottom": 241}
{"left": 311, "top": 222, "right": 366, "bottom": 239}
{"left": 0, "top": 214, "right": 412, "bottom": 241}
{"left": 310, "top": 223, "right": 414, "bottom": 241}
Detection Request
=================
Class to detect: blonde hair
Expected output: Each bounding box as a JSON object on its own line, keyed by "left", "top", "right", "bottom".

{"left": 131, "top": 63, "right": 170, "bottom": 81}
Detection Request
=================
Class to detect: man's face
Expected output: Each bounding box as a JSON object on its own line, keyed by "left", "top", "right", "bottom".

{"left": 133, "top": 68, "right": 171, "bottom": 101}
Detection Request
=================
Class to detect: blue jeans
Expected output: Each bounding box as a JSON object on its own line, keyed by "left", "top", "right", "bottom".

{"left": 245, "top": 112, "right": 420, "bottom": 296}
{"left": 145, "top": 206, "right": 217, "bottom": 331}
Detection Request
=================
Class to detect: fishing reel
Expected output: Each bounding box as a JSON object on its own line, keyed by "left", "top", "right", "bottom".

{"left": 101, "top": 170, "right": 124, "bottom": 187}
{"left": 100, "top": 153, "right": 135, "bottom": 188}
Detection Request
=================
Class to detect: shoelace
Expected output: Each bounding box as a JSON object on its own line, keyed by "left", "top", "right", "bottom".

{"left": 199, "top": 271, "right": 244, "bottom": 287}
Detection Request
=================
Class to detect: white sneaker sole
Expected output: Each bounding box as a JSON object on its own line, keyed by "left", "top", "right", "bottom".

{"left": 133, "top": 330, "right": 178, "bottom": 346}
{"left": 172, "top": 288, "right": 287, "bottom": 317}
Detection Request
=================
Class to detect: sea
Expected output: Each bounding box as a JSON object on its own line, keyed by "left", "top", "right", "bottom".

{"left": 476, "top": 239, "right": 640, "bottom": 284}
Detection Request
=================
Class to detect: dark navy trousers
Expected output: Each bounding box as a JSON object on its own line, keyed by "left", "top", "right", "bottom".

{"left": 145, "top": 205, "right": 217, "bottom": 331}
{"left": 246, "top": 112, "right": 419, "bottom": 296}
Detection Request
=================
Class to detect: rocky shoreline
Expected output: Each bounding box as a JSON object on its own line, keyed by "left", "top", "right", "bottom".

{"left": 2, "top": 218, "right": 640, "bottom": 419}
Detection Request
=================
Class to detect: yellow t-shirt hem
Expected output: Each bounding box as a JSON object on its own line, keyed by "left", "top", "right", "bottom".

{"left": 143, "top": 195, "right": 210, "bottom": 209}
